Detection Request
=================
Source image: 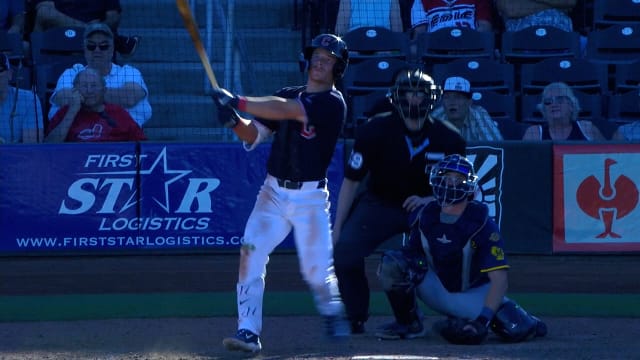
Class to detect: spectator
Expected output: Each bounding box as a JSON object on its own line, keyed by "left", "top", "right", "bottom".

{"left": 335, "top": 0, "right": 404, "bottom": 35}
{"left": 410, "top": 0, "right": 494, "bottom": 37}
{"left": 522, "top": 82, "right": 605, "bottom": 141}
{"left": 332, "top": 69, "right": 466, "bottom": 335}
{"left": 0, "top": 53, "right": 43, "bottom": 143}
{"left": 376, "top": 154, "right": 546, "bottom": 343}
{"left": 45, "top": 67, "right": 146, "bottom": 142}
{"left": 30, "top": 0, "right": 139, "bottom": 57}
{"left": 48, "top": 22, "right": 151, "bottom": 128}
{"left": 612, "top": 89, "right": 640, "bottom": 141}
{"left": 430, "top": 76, "right": 503, "bottom": 141}
{"left": 495, "top": 0, "right": 576, "bottom": 32}
{"left": 1, "top": 0, "right": 25, "bottom": 35}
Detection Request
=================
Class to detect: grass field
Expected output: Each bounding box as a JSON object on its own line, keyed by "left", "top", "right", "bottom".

{"left": 2, "top": 291, "right": 639, "bottom": 322}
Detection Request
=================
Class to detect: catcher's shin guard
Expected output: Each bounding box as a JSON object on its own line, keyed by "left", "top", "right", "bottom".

{"left": 384, "top": 288, "right": 420, "bottom": 325}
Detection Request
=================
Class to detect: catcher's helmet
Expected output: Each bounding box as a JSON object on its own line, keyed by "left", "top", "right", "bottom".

{"left": 302, "top": 33, "right": 349, "bottom": 78}
{"left": 429, "top": 154, "right": 478, "bottom": 206}
{"left": 389, "top": 69, "right": 441, "bottom": 129}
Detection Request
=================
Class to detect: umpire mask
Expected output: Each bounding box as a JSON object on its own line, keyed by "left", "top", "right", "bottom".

{"left": 390, "top": 69, "right": 441, "bottom": 132}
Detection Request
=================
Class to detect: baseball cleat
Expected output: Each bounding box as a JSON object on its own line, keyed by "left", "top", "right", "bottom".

{"left": 325, "top": 315, "right": 351, "bottom": 339}
{"left": 222, "top": 328, "right": 262, "bottom": 353}
{"left": 376, "top": 319, "right": 427, "bottom": 340}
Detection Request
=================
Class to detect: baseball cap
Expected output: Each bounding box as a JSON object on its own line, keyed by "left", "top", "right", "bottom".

{"left": 84, "top": 23, "right": 114, "bottom": 40}
{"left": 443, "top": 77, "right": 471, "bottom": 96}
{"left": 0, "top": 54, "right": 9, "bottom": 72}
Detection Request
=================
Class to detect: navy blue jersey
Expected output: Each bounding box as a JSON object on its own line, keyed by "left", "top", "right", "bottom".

{"left": 413, "top": 201, "right": 509, "bottom": 292}
{"left": 256, "top": 86, "right": 346, "bottom": 182}
{"left": 345, "top": 112, "right": 466, "bottom": 205}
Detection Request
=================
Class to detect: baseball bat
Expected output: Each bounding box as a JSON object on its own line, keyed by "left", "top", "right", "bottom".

{"left": 176, "top": 0, "right": 219, "bottom": 88}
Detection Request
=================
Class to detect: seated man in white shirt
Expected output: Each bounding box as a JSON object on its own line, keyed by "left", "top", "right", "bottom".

{"left": 48, "top": 22, "right": 152, "bottom": 127}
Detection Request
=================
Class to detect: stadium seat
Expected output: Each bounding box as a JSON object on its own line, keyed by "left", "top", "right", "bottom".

{"left": 519, "top": 57, "right": 608, "bottom": 95}
{"left": 607, "top": 91, "right": 640, "bottom": 124}
{"left": 415, "top": 27, "right": 495, "bottom": 71}
{"left": 613, "top": 60, "right": 640, "bottom": 94}
{"left": 340, "top": 58, "right": 411, "bottom": 96}
{"left": 520, "top": 90, "right": 604, "bottom": 123}
{"left": 593, "top": 0, "right": 640, "bottom": 29}
{"left": 586, "top": 24, "right": 640, "bottom": 64}
{"left": 341, "top": 27, "right": 411, "bottom": 65}
{"left": 471, "top": 91, "right": 517, "bottom": 123}
{"left": 30, "top": 26, "right": 85, "bottom": 68}
{"left": 500, "top": 26, "right": 582, "bottom": 64}
{"left": 34, "top": 63, "right": 71, "bottom": 128}
{"left": 344, "top": 89, "right": 392, "bottom": 138}
{"left": 432, "top": 58, "right": 515, "bottom": 94}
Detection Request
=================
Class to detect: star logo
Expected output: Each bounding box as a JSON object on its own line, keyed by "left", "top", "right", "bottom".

{"left": 79, "top": 147, "right": 191, "bottom": 213}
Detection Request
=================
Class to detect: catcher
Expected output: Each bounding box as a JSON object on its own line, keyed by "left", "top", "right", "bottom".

{"left": 376, "top": 154, "right": 547, "bottom": 344}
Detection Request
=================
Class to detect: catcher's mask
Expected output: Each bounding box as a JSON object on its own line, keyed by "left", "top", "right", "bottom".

{"left": 429, "top": 154, "right": 478, "bottom": 206}
{"left": 389, "top": 69, "right": 441, "bottom": 131}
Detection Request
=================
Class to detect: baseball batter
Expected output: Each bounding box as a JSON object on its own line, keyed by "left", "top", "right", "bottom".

{"left": 377, "top": 154, "right": 547, "bottom": 343}
{"left": 211, "top": 34, "right": 351, "bottom": 353}
{"left": 332, "top": 69, "right": 466, "bottom": 335}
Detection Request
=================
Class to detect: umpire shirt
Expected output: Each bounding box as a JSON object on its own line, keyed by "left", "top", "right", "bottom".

{"left": 345, "top": 111, "right": 466, "bottom": 205}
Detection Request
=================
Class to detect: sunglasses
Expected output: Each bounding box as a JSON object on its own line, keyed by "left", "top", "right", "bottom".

{"left": 543, "top": 96, "right": 570, "bottom": 106}
{"left": 85, "top": 43, "right": 111, "bottom": 51}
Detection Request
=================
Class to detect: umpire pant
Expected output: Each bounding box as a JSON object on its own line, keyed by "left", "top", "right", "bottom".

{"left": 333, "top": 192, "right": 410, "bottom": 324}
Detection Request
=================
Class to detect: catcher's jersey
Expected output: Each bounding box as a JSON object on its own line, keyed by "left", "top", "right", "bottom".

{"left": 256, "top": 86, "right": 346, "bottom": 182}
{"left": 345, "top": 112, "right": 466, "bottom": 205}
{"left": 413, "top": 201, "right": 509, "bottom": 293}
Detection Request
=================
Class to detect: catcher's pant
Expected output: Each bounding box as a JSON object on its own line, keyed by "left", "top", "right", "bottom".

{"left": 417, "top": 271, "right": 499, "bottom": 320}
{"left": 234, "top": 175, "right": 343, "bottom": 335}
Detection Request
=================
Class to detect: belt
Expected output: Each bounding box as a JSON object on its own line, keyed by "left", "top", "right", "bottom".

{"left": 276, "top": 178, "right": 327, "bottom": 190}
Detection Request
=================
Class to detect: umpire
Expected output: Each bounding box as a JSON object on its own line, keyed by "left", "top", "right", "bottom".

{"left": 332, "top": 69, "right": 466, "bottom": 334}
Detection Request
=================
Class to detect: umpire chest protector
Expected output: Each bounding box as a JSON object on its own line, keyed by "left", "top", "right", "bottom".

{"left": 418, "top": 201, "right": 490, "bottom": 292}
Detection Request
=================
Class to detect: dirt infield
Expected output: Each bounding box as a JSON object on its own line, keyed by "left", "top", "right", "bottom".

{"left": 1, "top": 253, "right": 639, "bottom": 359}
{"left": 1, "top": 315, "right": 639, "bottom": 359}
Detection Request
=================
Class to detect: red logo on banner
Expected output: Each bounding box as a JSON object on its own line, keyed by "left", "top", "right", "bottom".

{"left": 576, "top": 158, "right": 639, "bottom": 238}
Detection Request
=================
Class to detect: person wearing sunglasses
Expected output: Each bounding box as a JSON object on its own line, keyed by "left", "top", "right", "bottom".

{"left": 522, "top": 82, "right": 605, "bottom": 141}
{"left": 48, "top": 22, "right": 151, "bottom": 128}
{"left": 45, "top": 67, "right": 146, "bottom": 142}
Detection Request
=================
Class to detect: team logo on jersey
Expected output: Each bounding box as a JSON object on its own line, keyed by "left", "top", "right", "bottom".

{"left": 300, "top": 124, "right": 316, "bottom": 139}
{"left": 491, "top": 246, "right": 505, "bottom": 261}
{"left": 349, "top": 151, "right": 363, "bottom": 170}
{"left": 436, "top": 234, "right": 452, "bottom": 244}
{"left": 489, "top": 232, "right": 500, "bottom": 242}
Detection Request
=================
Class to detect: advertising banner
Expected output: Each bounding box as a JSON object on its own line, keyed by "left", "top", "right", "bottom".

{"left": 0, "top": 143, "right": 345, "bottom": 254}
{"left": 553, "top": 144, "right": 640, "bottom": 252}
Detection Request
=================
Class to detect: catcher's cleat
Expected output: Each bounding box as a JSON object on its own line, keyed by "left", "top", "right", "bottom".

{"left": 325, "top": 315, "right": 351, "bottom": 339}
{"left": 533, "top": 316, "right": 548, "bottom": 337}
{"left": 222, "top": 328, "right": 262, "bottom": 353}
{"left": 376, "top": 319, "right": 427, "bottom": 340}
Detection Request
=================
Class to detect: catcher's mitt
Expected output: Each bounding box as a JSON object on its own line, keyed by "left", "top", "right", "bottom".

{"left": 437, "top": 317, "right": 489, "bottom": 345}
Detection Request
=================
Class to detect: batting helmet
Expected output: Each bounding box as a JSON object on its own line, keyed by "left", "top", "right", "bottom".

{"left": 429, "top": 154, "right": 478, "bottom": 206}
{"left": 301, "top": 33, "right": 349, "bottom": 78}
{"left": 389, "top": 69, "right": 441, "bottom": 129}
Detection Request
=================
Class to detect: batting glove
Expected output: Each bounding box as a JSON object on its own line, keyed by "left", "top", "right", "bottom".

{"left": 215, "top": 103, "right": 242, "bottom": 129}
{"left": 211, "top": 88, "right": 247, "bottom": 111}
